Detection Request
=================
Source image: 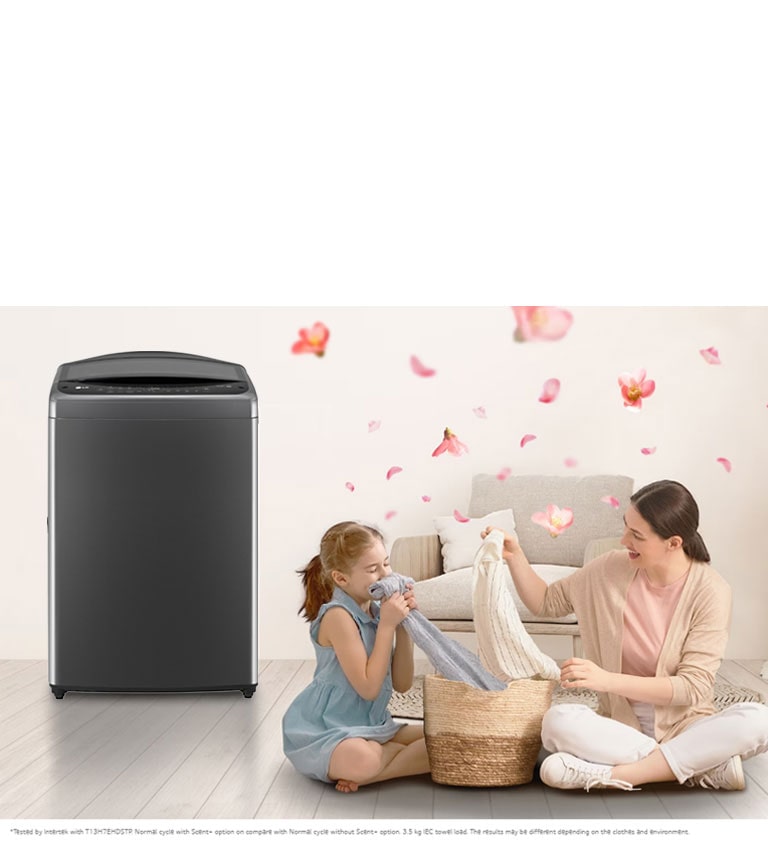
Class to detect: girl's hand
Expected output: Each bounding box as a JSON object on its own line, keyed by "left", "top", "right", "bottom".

{"left": 402, "top": 583, "right": 418, "bottom": 612}
{"left": 559, "top": 657, "right": 614, "bottom": 693}
{"left": 481, "top": 525, "right": 522, "bottom": 559}
{"left": 379, "top": 592, "right": 410, "bottom": 629}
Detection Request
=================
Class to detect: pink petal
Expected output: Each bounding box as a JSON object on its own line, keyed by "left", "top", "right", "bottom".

{"left": 345, "top": 482, "right": 355, "bottom": 492}
{"left": 421, "top": 495, "right": 432, "bottom": 502}
{"left": 368, "top": 420, "right": 381, "bottom": 432}
{"left": 601, "top": 495, "right": 620, "bottom": 508}
{"left": 386, "top": 466, "right": 403, "bottom": 480}
{"left": 473, "top": 406, "right": 487, "bottom": 418}
{"left": 564, "top": 457, "right": 578, "bottom": 468}
{"left": 410, "top": 355, "right": 436, "bottom": 377}
{"left": 538, "top": 378, "right": 561, "bottom": 404}
{"left": 700, "top": 347, "right": 721, "bottom": 365}
{"left": 385, "top": 510, "right": 397, "bottom": 520}
{"left": 512, "top": 306, "right": 573, "bottom": 342}
{"left": 639, "top": 379, "right": 655, "bottom": 398}
{"left": 431, "top": 441, "right": 448, "bottom": 457}
{"left": 453, "top": 509, "right": 470, "bottom": 523}
{"left": 531, "top": 511, "right": 550, "bottom": 528}
{"left": 496, "top": 466, "right": 512, "bottom": 481}
{"left": 716, "top": 457, "right": 732, "bottom": 473}
{"left": 520, "top": 434, "right": 537, "bottom": 448}
{"left": 641, "top": 447, "right": 657, "bottom": 455}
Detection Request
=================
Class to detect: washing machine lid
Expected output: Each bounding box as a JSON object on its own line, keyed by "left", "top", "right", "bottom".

{"left": 50, "top": 352, "right": 258, "bottom": 419}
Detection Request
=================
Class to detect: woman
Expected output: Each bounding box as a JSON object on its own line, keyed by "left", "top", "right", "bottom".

{"left": 484, "top": 479, "right": 768, "bottom": 791}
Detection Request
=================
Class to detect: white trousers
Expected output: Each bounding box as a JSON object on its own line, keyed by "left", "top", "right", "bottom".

{"left": 541, "top": 701, "right": 768, "bottom": 783}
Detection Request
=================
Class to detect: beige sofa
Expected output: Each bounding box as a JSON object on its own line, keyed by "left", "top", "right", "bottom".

{"left": 390, "top": 473, "right": 633, "bottom": 656}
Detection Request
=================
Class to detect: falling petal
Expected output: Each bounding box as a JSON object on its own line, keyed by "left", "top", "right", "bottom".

{"left": 473, "top": 406, "right": 487, "bottom": 418}
{"left": 432, "top": 427, "right": 468, "bottom": 457}
{"left": 386, "top": 466, "right": 403, "bottom": 480}
{"left": 453, "top": 509, "right": 470, "bottom": 523}
{"left": 512, "top": 307, "right": 574, "bottom": 342}
{"left": 641, "top": 447, "right": 657, "bottom": 455}
{"left": 410, "top": 355, "right": 436, "bottom": 377}
{"left": 345, "top": 482, "right": 355, "bottom": 492}
{"left": 564, "top": 457, "right": 578, "bottom": 468}
{"left": 539, "top": 378, "right": 561, "bottom": 404}
{"left": 700, "top": 347, "right": 721, "bottom": 365}
{"left": 421, "top": 495, "right": 432, "bottom": 502}
{"left": 520, "top": 434, "right": 537, "bottom": 448}
{"left": 601, "top": 495, "right": 620, "bottom": 508}
{"left": 291, "top": 321, "right": 330, "bottom": 356}
{"left": 385, "top": 510, "right": 397, "bottom": 520}
{"left": 496, "top": 466, "right": 512, "bottom": 481}
{"left": 368, "top": 420, "right": 381, "bottom": 432}
{"left": 716, "top": 457, "right": 732, "bottom": 473}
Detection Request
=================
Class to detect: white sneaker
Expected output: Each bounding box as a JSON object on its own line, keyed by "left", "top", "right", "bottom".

{"left": 685, "top": 755, "right": 745, "bottom": 791}
{"left": 539, "top": 753, "right": 635, "bottom": 792}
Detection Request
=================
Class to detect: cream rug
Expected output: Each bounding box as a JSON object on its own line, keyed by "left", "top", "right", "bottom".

{"left": 388, "top": 675, "right": 765, "bottom": 720}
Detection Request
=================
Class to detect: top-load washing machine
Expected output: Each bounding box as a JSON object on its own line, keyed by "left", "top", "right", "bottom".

{"left": 48, "top": 351, "right": 258, "bottom": 698}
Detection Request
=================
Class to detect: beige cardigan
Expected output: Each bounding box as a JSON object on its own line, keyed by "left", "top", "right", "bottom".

{"left": 539, "top": 549, "right": 732, "bottom": 742}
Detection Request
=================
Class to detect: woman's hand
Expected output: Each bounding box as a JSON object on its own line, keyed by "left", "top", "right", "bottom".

{"left": 559, "top": 657, "right": 615, "bottom": 693}
{"left": 481, "top": 525, "right": 522, "bottom": 560}
{"left": 379, "top": 592, "right": 411, "bottom": 629}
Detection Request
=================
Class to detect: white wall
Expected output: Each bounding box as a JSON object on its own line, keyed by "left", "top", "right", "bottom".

{"left": 0, "top": 305, "right": 766, "bottom": 661}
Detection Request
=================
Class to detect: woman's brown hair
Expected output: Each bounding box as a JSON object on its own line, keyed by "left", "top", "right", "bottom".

{"left": 297, "top": 521, "right": 385, "bottom": 621}
{"left": 630, "top": 480, "right": 711, "bottom": 563}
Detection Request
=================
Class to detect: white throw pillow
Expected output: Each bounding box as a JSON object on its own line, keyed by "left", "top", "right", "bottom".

{"left": 433, "top": 508, "right": 516, "bottom": 573}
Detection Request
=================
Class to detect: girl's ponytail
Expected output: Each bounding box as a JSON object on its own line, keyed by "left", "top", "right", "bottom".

{"left": 297, "top": 554, "right": 335, "bottom": 622}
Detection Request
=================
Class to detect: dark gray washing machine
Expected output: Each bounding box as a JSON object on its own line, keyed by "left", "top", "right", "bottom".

{"left": 48, "top": 351, "right": 258, "bottom": 698}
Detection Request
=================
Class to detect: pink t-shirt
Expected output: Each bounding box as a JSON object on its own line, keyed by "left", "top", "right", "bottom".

{"left": 622, "top": 567, "right": 689, "bottom": 678}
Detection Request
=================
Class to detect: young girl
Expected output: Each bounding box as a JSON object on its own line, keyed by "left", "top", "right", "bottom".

{"left": 483, "top": 479, "right": 768, "bottom": 792}
{"left": 282, "top": 521, "right": 430, "bottom": 792}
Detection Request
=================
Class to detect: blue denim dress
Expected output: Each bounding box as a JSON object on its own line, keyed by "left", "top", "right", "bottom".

{"left": 282, "top": 587, "right": 403, "bottom": 782}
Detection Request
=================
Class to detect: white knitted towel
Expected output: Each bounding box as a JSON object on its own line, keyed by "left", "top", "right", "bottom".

{"left": 472, "top": 529, "right": 561, "bottom": 681}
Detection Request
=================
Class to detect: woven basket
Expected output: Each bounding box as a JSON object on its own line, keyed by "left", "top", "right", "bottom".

{"left": 423, "top": 674, "right": 555, "bottom": 787}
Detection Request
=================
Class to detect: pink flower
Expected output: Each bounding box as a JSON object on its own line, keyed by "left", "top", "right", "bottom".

{"left": 512, "top": 307, "right": 574, "bottom": 342}
{"left": 432, "top": 427, "right": 468, "bottom": 457}
{"left": 539, "top": 378, "right": 561, "bottom": 404}
{"left": 601, "top": 495, "right": 620, "bottom": 508}
{"left": 531, "top": 505, "right": 574, "bottom": 538}
{"left": 368, "top": 420, "right": 381, "bottom": 432}
{"left": 520, "top": 433, "right": 537, "bottom": 448}
{"left": 473, "top": 406, "right": 487, "bottom": 418}
{"left": 386, "top": 466, "right": 403, "bottom": 480}
{"left": 345, "top": 482, "right": 355, "bottom": 492}
{"left": 410, "top": 355, "right": 436, "bottom": 377}
{"left": 641, "top": 447, "right": 657, "bottom": 455}
{"left": 618, "top": 368, "right": 656, "bottom": 409}
{"left": 496, "top": 466, "right": 512, "bottom": 481}
{"left": 717, "top": 457, "right": 732, "bottom": 473}
{"left": 421, "top": 495, "right": 432, "bottom": 503}
{"left": 291, "top": 322, "right": 330, "bottom": 357}
{"left": 700, "top": 347, "right": 721, "bottom": 365}
{"left": 453, "top": 509, "right": 470, "bottom": 523}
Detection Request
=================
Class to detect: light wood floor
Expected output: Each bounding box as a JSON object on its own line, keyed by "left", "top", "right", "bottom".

{"left": 1, "top": 658, "right": 767, "bottom": 820}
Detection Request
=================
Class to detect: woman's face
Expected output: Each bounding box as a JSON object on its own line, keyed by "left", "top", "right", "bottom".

{"left": 334, "top": 539, "right": 391, "bottom": 605}
{"left": 620, "top": 503, "right": 676, "bottom": 566}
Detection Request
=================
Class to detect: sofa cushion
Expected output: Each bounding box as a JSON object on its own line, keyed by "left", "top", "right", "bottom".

{"left": 468, "top": 473, "right": 633, "bottom": 567}
{"left": 433, "top": 508, "right": 516, "bottom": 572}
{"left": 413, "top": 563, "right": 578, "bottom": 624}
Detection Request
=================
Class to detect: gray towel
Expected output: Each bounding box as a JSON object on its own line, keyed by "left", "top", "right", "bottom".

{"left": 369, "top": 572, "right": 506, "bottom": 691}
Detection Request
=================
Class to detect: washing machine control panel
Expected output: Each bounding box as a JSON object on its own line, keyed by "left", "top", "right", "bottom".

{"left": 57, "top": 380, "right": 249, "bottom": 395}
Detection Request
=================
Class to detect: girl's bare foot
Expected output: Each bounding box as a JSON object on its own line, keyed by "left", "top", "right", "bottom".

{"left": 334, "top": 779, "right": 359, "bottom": 793}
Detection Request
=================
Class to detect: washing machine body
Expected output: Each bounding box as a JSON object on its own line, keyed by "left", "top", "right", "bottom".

{"left": 48, "top": 351, "right": 258, "bottom": 698}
